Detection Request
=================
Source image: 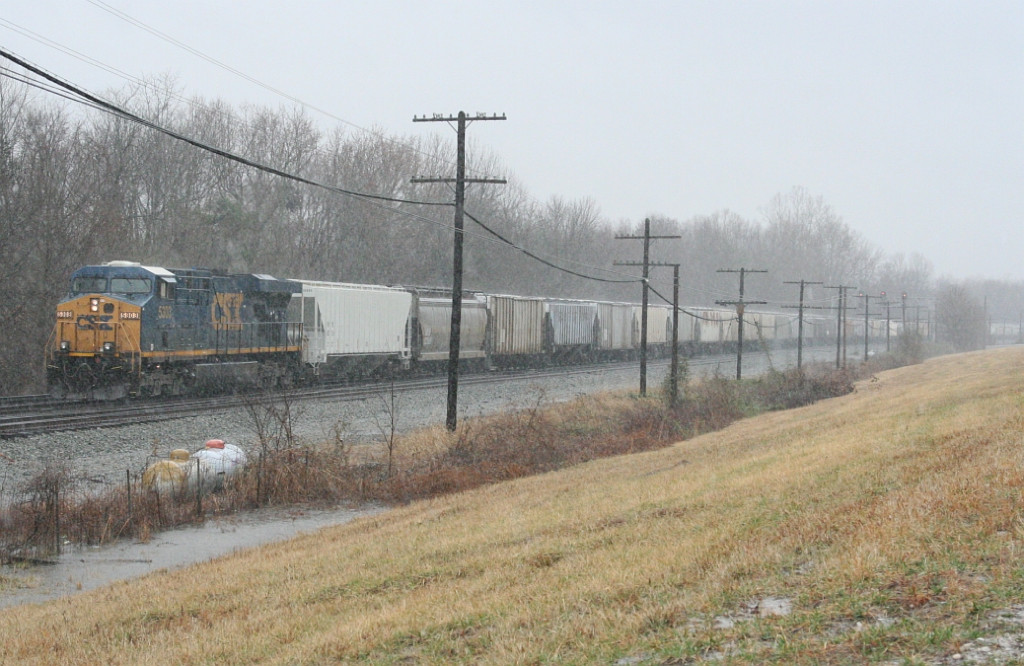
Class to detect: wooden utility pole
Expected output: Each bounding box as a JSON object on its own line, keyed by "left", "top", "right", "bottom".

{"left": 901, "top": 292, "right": 908, "bottom": 340}
{"left": 715, "top": 268, "right": 767, "bottom": 380}
{"left": 857, "top": 292, "right": 883, "bottom": 360}
{"left": 617, "top": 260, "right": 682, "bottom": 403}
{"left": 412, "top": 112, "right": 505, "bottom": 431}
{"left": 670, "top": 264, "right": 680, "bottom": 404}
{"left": 614, "top": 219, "right": 679, "bottom": 396}
{"left": 783, "top": 279, "right": 823, "bottom": 369}
{"left": 825, "top": 285, "right": 857, "bottom": 368}
{"left": 880, "top": 293, "right": 892, "bottom": 352}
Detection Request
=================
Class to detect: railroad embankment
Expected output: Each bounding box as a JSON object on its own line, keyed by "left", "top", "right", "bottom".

{"left": 3, "top": 347, "right": 1024, "bottom": 664}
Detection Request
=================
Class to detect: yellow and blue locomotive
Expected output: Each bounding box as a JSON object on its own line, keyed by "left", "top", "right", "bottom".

{"left": 46, "top": 261, "right": 302, "bottom": 400}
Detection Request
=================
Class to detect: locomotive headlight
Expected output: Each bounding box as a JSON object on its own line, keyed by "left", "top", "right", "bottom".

{"left": 59, "top": 340, "right": 70, "bottom": 352}
{"left": 102, "top": 341, "right": 116, "bottom": 353}
{"left": 90, "top": 298, "right": 100, "bottom": 312}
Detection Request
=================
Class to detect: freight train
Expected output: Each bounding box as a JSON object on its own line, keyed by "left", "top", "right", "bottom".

{"left": 45, "top": 261, "right": 902, "bottom": 400}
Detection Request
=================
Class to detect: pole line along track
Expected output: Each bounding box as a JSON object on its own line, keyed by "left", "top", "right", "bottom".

{"left": 0, "top": 347, "right": 838, "bottom": 440}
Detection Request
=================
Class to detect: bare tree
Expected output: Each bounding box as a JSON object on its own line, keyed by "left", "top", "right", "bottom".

{"left": 371, "top": 376, "right": 401, "bottom": 479}
{"left": 761, "top": 186, "right": 883, "bottom": 302}
{"left": 875, "top": 253, "right": 934, "bottom": 300}
{"left": 935, "top": 283, "right": 986, "bottom": 351}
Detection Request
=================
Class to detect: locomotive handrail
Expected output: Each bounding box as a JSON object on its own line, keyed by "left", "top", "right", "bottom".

{"left": 116, "top": 320, "right": 142, "bottom": 378}
{"left": 43, "top": 324, "right": 57, "bottom": 367}
{"left": 214, "top": 321, "right": 304, "bottom": 356}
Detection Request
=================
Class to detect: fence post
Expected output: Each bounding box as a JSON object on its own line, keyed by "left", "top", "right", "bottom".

{"left": 126, "top": 468, "right": 132, "bottom": 523}
{"left": 195, "top": 457, "right": 203, "bottom": 517}
{"left": 53, "top": 476, "right": 61, "bottom": 556}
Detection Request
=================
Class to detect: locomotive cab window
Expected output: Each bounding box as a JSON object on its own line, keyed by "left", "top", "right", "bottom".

{"left": 158, "top": 279, "right": 175, "bottom": 300}
{"left": 72, "top": 277, "right": 107, "bottom": 294}
{"left": 110, "top": 277, "right": 152, "bottom": 294}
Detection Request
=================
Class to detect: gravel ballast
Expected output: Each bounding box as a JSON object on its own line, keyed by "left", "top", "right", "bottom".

{"left": 0, "top": 347, "right": 838, "bottom": 498}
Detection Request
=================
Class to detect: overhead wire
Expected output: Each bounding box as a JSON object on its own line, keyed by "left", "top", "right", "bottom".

{"left": 0, "top": 17, "right": 493, "bottom": 190}
{"left": 0, "top": 18, "right": 144, "bottom": 92}
{"left": 7, "top": 5, "right": 807, "bottom": 302}
{"left": 2, "top": 7, "right": 663, "bottom": 272}
{"left": 0, "top": 47, "right": 453, "bottom": 210}
{"left": 80, "top": 1, "right": 506, "bottom": 183}
{"left": 0, "top": 22, "right": 839, "bottom": 303}
{"left": 73, "top": 2, "right": 637, "bottom": 229}
{"left": 1, "top": 14, "right": 878, "bottom": 344}
{"left": 463, "top": 210, "right": 641, "bottom": 284}
{"left": 5, "top": 49, "right": 839, "bottom": 333}
{"left": 0, "top": 48, "right": 650, "bottom": 288}
{"left": 0, "top": 65, "right": 108, "bottom": 109}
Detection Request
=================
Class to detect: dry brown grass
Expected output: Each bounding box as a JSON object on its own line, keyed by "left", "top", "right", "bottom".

{"left": 4, "top": 348, "right": 1024, "bottom": 663}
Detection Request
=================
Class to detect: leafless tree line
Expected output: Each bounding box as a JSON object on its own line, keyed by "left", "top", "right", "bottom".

{"left": 0, "top": 77, "right": 1014, "bottom": 393}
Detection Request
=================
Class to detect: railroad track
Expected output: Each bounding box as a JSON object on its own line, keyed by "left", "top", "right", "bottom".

{"left": 0, "top": 359, "right": 668, "bottom": 439}
{"left": 0, "top": 347, "right": 844, "bottom": 440}
{"left": 0, "top": 394, "right": 55, "bottom": 415}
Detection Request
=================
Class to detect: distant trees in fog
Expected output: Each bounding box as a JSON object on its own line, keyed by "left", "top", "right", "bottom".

{"left": 0, "top": 77, "right": 1020, "bottom": 393}
{"left": 935, "top": 285, "right": 987, "bottom": 351}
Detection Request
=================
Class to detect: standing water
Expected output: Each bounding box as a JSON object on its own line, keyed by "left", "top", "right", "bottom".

{"left": 0, "top": 503, "right": 385, "bottom": 609}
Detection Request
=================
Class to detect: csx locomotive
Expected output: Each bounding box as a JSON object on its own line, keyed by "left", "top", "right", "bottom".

{"left": 47, "top": 260, "right": 877, "bottom": 401}
{"left": 46, "top": 261, "right": 301, "bottom": 399}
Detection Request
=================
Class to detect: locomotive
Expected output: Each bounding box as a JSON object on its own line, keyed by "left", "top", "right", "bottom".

{"left": 46, "top": 261, "right": 301, "bottom": 400}
{"left": 47, "top": 261, "right": 888, "bottom": 401}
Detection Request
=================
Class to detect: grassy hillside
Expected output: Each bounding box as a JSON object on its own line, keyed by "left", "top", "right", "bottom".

{"left": 3, "top": 348, "right": 1024, "bottom": 664}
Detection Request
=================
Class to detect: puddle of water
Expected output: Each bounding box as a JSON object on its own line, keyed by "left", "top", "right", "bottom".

{"left": 0, "top": 503, "right": 386, "bottom": 609}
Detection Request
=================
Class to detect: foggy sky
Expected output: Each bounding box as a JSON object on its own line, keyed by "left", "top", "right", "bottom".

{"left": 2, "top": 1, "right": 1021, "bottom": 280}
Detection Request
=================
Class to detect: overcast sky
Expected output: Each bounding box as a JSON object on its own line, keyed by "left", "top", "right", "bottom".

{"left": 2, "top": 1, "right": 1021, "bottom": 280}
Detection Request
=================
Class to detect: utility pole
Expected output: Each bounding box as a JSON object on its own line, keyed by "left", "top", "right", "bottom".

{"left": 615, "top": 219, "right": 680, "bottom": 396}
{"left": 825, "top": 285, "right": 857, "bottom": 368}
{"left": 716, "top": 268, "right": 767, "bottom": 380}
{"left": 670, "top": 263, "right": 680, "bottom": 404}
{"left": 880, "top": 293, "right": 892, "bottom": 352}
{"left": 857, "top": 292, "right": 882, "bottom": 360}
{"left": 901, "top": 292, "right": 908, "bottom": 340}
{"left": 412, "top": 111, "right": 506, "bottom": 431}
{"left": 617, "top": 260, "right": 682, "bottom": 403}
{"left": 783, "top": 279, "right": 823, "bottom": 369}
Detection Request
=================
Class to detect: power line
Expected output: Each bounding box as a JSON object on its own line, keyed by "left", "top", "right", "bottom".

{"left": 0, "top": 65, "right": 110, "bottom": 110}
{"left": 3, "top": 46, "right": 663, "bottom": 299}
{"left": 0, "top": 17, "right": 279, "bottom": 140}
{"left": 0, "top": 18, "right": 148, "bottom": 93}
{"left": 464, "top": 210, "right": 641, "bottom": 284}
{"left": 0, "top": 55, "right": 649, "bottom": 293}
{"left": 76, "top": 3, "right": 497, "bottom": 182}
{"left": 0, "top": 47, "right": 452, "bottom": 210}
{"left": 0, "top": 21, "right": 672, "bottom": 288}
